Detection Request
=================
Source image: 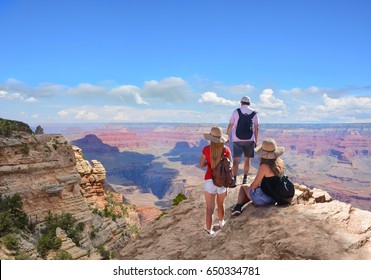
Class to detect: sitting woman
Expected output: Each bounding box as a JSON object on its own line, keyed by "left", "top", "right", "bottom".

{"left": 231, "top": 138, "right": 286, "bottom": 215}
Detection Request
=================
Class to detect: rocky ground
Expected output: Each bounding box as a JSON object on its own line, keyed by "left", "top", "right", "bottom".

{"left": 119, "top": 176, "right": 371, "bottom": 260}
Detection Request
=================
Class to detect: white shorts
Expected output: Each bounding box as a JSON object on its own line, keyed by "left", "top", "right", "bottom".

{"left": 204, "top": 179, "right": 227, "bottom": 194}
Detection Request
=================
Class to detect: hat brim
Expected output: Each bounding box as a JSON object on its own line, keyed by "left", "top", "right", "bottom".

{"left": 254, "top": 145, "right": 285, "bottom": 159}
{"left": 204, "top": 133, "right": 228, "bottom": 143}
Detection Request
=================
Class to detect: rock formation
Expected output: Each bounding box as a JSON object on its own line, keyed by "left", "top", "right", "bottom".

{"left": 119, "top": 176, "right": 371, "bottom": 260}
{"left": 73, "top": 145, "right": 107, "bottom": 208}
{"left": 0, "top": 129, "right": 141, "bottom": 260}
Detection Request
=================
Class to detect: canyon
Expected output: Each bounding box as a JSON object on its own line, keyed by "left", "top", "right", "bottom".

{"left": 44, "top": 122, "right": 371, "bottom": 211}
{"left": 1, "top": 119, "right": 370, "bottom": 260}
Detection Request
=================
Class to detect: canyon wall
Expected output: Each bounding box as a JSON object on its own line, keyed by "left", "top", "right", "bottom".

{"left": 0, "top": 131, "right": 142, "bottom": 260}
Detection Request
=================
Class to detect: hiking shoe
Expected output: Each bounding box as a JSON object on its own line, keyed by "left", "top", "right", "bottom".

{"left": 231, "top": 204, "right": 242, "bottom": 216}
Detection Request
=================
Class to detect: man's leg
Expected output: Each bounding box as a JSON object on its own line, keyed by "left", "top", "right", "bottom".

{"left": 232, "top": 142, "right": 243, "bottom": 184}
{"left": 243, "top": 157, "right": 250, "bottom": 184}
{"left": 242, "top": 141, "right": 254, "bottom": 184}
{"left": 233, "top": 157, "right": 240, "bottom": 178}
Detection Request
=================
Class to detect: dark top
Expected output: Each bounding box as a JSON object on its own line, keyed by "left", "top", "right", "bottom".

{"left": 260, "top": 175, "right": 280, "bottom": 198}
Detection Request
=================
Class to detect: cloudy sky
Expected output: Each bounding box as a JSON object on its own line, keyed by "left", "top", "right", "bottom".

{"left": 1, "top": 0, "right": 370, "bottom": 124}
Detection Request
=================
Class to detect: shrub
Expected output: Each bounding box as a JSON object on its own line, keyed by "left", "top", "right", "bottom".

{"left": 0, "top": 194, "right": 29, "bottom": 237}
{"left": 2, "top": 233, "right": 19, "bottom": 251}
{"left": 37, "top": 233, "right": 62, "bottom": 258}
{"left": 97, "top": 244, "right": 110, "bottom": 260}
{"left": 0, "top": 118, "right": 33, "bottom": 135}
{"left": 15, "top": 252, "right": 35, "bottom": 260}
{"left": 54, "top": 249, "right": 73, "bottom": 260}
{"left": 129, "top": 225, "right": 139, "bottom": 235}
{"left": 21, "top": 143, "right": 30, "bottom": 155}
{"left": 89, "top": 227, "right": 99, "bottom": 240}
{"left": 172, "top": 193, "right": 187, "bottom": 206}
{"left": 37, "top": 212, "right": 85, "bottom": 259}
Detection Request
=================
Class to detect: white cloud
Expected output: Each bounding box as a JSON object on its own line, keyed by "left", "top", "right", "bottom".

{"left": 296, "top": 94, "right": 371, "bottom": 122}
{"left": 56, "top": 108, "right": 100, "bottom": 121}
{"left": 112, "top": 112, "right": 129, "bottom": 121}
{"left": 68, "top": 83, "right": 107, "bottom": 97}
{"left": 75, "top": 110, "right": 100, "bottom": 121}
{"left": 111, "top": 85, "right": 149, "bottom": 105}
{"left": 54, "top": 105, "right": 210, "bottom": 123}
{"left": 0, "top": 90, "right": 22, "bottom": 100}
{"left": 57, "top": 110, "right": 69, "bottom": 117}
{"left": 198, "top": 91, "right": 240, "bottom": 106}
{"left": 280, "top": 86, "right": 324, "bottom": 95}
{"left": 0, "top": 90, "right": 38, "bottom": 103}
{"left": 258, "top": 89, "right": 286, "bottom": 110}
{"left": 143, "top": 77, "right": 190, "bottom": 102}
{"left": 25, "top": 97, "right": 38, "bottom": 103}
{"left": 225, "top": 84, "right": 255, "bottom": 92}
{"left": 34, "top": 83, "right": 67, "bottom": 97}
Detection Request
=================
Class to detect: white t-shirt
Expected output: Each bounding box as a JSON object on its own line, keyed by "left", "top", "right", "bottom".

{"left": 229, "top": 105, "right": 259, "bottom": 142}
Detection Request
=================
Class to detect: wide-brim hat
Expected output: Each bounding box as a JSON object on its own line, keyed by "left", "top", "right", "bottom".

{"left": 254, "top": 138, "right": 285, "bottom": 159}
{"left": 204, "top": 126, "right": 228, "bottom": 144}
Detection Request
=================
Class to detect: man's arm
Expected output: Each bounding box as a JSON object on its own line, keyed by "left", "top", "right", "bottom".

{"left": 226, "top": 122, "right": 233, "bottom": 144}
{"left": 253, "top": 112, "right": 259, "bottom": 147}
{"left": 254, "top": 124, "right": 259, "bottom": 147}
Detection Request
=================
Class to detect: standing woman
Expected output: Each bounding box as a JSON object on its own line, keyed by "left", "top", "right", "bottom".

{"left": 200, "top": 126, "right": 232, "bottom": 234}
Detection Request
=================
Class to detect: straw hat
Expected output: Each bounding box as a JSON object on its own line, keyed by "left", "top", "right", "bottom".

{"left": 254, "top": 138, "right": 285, "bottom": 159}
{"left": 204, "top": 126, "right": 228, "bottom": 143}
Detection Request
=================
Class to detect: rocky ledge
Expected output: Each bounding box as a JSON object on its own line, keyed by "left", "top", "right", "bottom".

{"left": 119, "top": 176, "right": 371, "bottom": 260}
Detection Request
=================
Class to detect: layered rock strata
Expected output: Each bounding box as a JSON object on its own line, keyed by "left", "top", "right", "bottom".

{"left": 73, "top": 145, "right": 107, "bottom": 208}
{"left": 0, "top": 133, "right": 139, "bottom": 260}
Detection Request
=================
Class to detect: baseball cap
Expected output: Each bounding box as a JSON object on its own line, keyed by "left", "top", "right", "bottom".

{"left": 241, "top": 96, "right": 250, "bottom": 103}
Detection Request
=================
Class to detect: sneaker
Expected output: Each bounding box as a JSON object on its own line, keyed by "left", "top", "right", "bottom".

{"left": 205, "top": 228, "right": 215, "bottom": 235}
{"left": 242, "top": 175, "right": 248, "bottom": 184}
{"left": 219, "top": 220, "right": 225, "bottom": 228}
{"left": 231, "top": 204, "right": 242, "bottom": 216}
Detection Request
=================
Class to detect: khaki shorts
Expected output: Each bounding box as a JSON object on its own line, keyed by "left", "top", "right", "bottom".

{"left": 233, "top": 141, "right": 255, "bottom": 158}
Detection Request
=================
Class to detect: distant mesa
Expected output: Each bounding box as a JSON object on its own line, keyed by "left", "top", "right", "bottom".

{"left": 71, "top": 134, "right": 179, "bottom": 199}
{"left": 71, "top": 134, "right": 119, "bottom": 154}
{"left": 164, "top": 139, "right": 208, "bottom": 165}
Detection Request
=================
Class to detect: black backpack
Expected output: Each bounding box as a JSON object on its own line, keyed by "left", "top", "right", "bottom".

{"left": 262, "top": 175, "right": 295, "bottom": 205}
{"left": 236, "top": 109, "right": 256, "bottom": 140}
{"left": 211, "top": 150, "right": 235, "bottom": 188}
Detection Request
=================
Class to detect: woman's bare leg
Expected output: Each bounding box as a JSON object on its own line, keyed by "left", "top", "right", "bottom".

{"left": 204, "top": 192, "right": 216, "bottom": 230}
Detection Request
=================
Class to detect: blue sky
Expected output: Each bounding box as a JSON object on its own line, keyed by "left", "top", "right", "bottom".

{"left": 0, "top": 0, "right": 370, "bottom": 124}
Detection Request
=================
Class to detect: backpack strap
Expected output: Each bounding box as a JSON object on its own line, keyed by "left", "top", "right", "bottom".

{"left": 237, "top": 108, "right": 243, "bottom": 118}
{"left": 250, "top": 111, "right": 256, "bottom": 118}
{"left": 237, "top": 108, "right": 256, "bottom": 119}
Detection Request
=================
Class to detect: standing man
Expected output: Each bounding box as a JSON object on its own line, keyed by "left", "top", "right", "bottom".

{"left": 226, "top": 96, "right": 259, "bottom": 185}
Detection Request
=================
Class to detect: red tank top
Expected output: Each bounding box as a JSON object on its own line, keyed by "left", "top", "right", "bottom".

{"left": 202, "top": 145, "right": 231, "bottom": 180}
